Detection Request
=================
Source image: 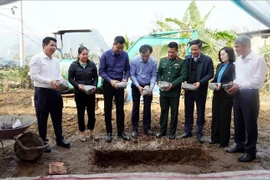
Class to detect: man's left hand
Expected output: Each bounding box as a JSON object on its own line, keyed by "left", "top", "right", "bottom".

{"left": 193, "top": 82, "right": 200, "bottom": 90}
{"left": 165, "top": 83, "right": 173, "bottom": 91}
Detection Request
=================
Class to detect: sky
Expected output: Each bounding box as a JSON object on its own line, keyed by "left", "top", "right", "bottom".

{"left": 0, "top": 1, "right": 268, "bottom": 49}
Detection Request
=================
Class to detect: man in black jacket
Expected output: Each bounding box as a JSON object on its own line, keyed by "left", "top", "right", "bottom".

{"left": 181, "top": 39, "right": 214, "bottom": 143}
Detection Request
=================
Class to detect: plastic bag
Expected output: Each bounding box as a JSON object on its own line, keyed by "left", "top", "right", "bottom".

{"left": 56, "top": 79, "right": 69, "bottom": 92}
{"left": 208, "top": 83, "right": 218, "bottom": 90}
{"left": 115, "top": 82, "right": 127, "bottom": 89}
{"left": 182, "top": 83, "right": 196, "bottom": 91}
{"left": 142, "top": 85, "right": 152, "bottom": 96}
{"left": 158, "top": 81, "right": 170, "bottom": 91}
{"left": 82, "top": 85, "right": 96, "bottom": 95}
{"left": 12, "top": 119, "right": 23, "bottom": 129}
{"left": 222, "top": 83, "right": 233, "bottom": 92}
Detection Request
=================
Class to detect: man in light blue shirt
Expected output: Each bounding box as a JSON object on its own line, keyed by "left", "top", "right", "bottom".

{"left": 130, "top": 44, "right": 157, "bottom": 138}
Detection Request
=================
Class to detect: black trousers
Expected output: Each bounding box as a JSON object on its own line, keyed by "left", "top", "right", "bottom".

{"left": 102, "top": 80, "right": 125, "bottom": 135}
{"left": 34, "top": 87, "right": 63, "bottom": 142}
{"left": 131, "top": 84, "right": 152, "bottom": 132}
{"left": 184, "top": 90, "right": 207, "bottom": 136}
{"left": 234, "top": 89, "right": 259, "bottom": 155}
{"left": 74, "top": 92, "right": 96, "bottom": 132}
{"left": 211, "top": 93, "right": 234, "bottom": 146}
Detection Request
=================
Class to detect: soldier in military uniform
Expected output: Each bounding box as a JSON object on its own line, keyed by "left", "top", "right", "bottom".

{"left": 156, "top": 42, "right": 187, "bottom": 139}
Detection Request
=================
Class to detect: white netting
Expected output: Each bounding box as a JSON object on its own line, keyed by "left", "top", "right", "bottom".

{"left": 158, "top": 81, "right": 170, "bottom": 91}
{"left": 56, "top": 79, "right": 69, "bottom": 92}
{"left": 182, "top": 83, "right": 196, "bottom": 91}
{"left": 208, "top": 83, "right": 218, "bottom": 90}
{"left": 115, "top": 82, "right": 127, "bottom": 89}
{"left": 142, "top": 85, "right": 152, "bottom": 96}
{"left": 82, "top": 85, "right": 96, "bottom": 95}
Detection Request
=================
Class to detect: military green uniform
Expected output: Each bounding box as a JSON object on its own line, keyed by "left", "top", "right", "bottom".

{"left": 157, "top": 56, "right": 187, "bottom": 135}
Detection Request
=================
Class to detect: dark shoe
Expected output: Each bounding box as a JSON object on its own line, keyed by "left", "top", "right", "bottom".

{"left": 197, "top": 135, "right": 204, "bottom": 144}
{"left": 169, "top": 134, "right": 176, "bottom": 140}
{"left": 238, "top": 153, "right": 256, "bottom": 162}
{"left": 56, "top": 139, "right": 70, "bottom": 148}
{"left": 145, "top": 130, "right": 153, "bottom": 136}
{"left": 132, "top": 131, "right": 138, "bottom": 138}
{"left": 119, "top": 132, "right": 130, "bottom": 141}
{"left": 156, "top": 131, "right": 166, "bottom": 138}
{"left": 43, "top": 141, "right": 51, "bottom": 153}
{"left": 180, "top": 132, "right": 192, "bottom": 139}
{"left": 209, "top": 140, "right": 219, "bottom": 144}
{"left": 105, "top": 133, "right": 112, "bottom": 143}
{"left": 226, "top": 146, "right": 245, "bottom": 153}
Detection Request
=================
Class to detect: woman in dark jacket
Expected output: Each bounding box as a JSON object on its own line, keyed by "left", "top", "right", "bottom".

{"left": 210, "top": 47, "right": 236, "bottom": 148}
{"left": 68, "top": 46, "right": 98, "bottom": 142}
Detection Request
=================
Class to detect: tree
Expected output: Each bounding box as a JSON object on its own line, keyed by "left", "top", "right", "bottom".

{"left": 124, "top": 33, "right": 134, "bottom": 51}
{"left": 155, "top": 0, "right": 236, "bottom": 62}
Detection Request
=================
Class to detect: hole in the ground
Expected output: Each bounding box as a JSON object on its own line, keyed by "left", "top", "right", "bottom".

{"left": 93, "top": 148, "right": 212, "bottom": 167}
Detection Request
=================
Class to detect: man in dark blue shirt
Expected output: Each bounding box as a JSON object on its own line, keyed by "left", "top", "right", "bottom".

{"left": 99, "top": 36, "right": 131, "bottom": 142}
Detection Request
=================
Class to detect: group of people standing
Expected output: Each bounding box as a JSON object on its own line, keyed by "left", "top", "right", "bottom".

{"left": 29, "top": 34, "right": 267, "bottom": 163}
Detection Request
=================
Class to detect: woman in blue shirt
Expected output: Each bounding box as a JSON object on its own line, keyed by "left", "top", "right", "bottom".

{"left": 210, "top": 47, "right": 236, "bottom": 148}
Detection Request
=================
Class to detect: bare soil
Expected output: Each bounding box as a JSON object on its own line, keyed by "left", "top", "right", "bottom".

{"left": 0, "top": 89, "right": 270, "bottom": 178}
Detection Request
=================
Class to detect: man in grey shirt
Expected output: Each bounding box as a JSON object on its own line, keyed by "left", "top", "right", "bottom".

{"left": 130, "top": 44, "right": 157, "bottom": 138}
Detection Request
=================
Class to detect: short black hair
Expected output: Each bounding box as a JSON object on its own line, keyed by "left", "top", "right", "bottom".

{"left": 42, "top": 37, "right": 56, "bottom": 47}
{"left": 168, "top": 42, "right": 178, "bottom": 51}
{"left": 189, "top": 39, "right": 202, "bottom": 48}
{"left": 218, "top": 47, "right": 235, "bottom": 63}
{"left": 113, "top": 36, "right": 125, "bottom": 44}
{"left": 139, "top": 44, "right": 153, "bottom": 54}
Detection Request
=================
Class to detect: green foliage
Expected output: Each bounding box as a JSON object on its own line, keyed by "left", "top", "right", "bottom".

{"left": 154, "top": 0, "right": 236, "bottom": 63}
{"left": 260, "top": 45, "right": 270, "bottom": 93}
{"left": 8, "top": 65, "right": 31, "bottom": 88}
{"left": 124, "top": 33, "right": 134, "bottom": 51}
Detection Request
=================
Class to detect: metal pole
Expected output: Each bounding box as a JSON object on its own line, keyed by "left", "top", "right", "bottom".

{"left": 19, "top": 0, "right": 25, "bottom": 67}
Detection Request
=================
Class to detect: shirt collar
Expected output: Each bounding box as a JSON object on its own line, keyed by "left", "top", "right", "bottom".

{"left": 41, "top": 52, "right": 52, "bottom": 60}
{"left": 139, "top": 56, "right": 150, "bottom": 63}
{"left": 166, "top": 56, "right": 179, "bottom": 60}
{"left": 222, "top": 63, "right": 229, "bottom": 67}
{"left": 240, "top": 51, "right": 253, "bottom": 61}
{"left": 110, "top": 49, "right": 121, "bottom": 56}
{"left": 192, "top": 53, "right": 201, "bottom": 61}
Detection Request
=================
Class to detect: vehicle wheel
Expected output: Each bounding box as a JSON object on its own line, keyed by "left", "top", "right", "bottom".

{"left": 14, "top": 132, "right": 44, "bottom": 161}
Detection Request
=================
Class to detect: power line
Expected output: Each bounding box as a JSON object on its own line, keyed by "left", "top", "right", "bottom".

{"left": 31, "top": 2, "right": 56, "bottom": 27}
{"left": 22, "top": 21, "right": 41, "bottom": 41}
{"left": 0, "top": 12, "right": 19, "bottom": 21}
{"left": 0, "top": 7, "right": 9, "bottom": 9}
{"left": 0, "top": 23, "right": 40, "bottom": 46}
{"left": 0, "top": 12, "right": 41, "bottom": 42}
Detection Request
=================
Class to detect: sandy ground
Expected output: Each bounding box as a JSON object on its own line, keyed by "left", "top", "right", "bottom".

{"left": 0, "top": 89, "right": 270, "bottom": 178}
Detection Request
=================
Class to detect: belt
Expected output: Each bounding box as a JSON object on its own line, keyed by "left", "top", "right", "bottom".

{"left": 35, "top": 87, "right": 53, "bottom": 91}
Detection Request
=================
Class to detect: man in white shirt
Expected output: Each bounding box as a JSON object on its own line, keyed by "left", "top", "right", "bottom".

{"left": 226, "top": 35, "right": 267, "bottom": 162}
{"left": 29, "top": 37, "right": 70, "bottom": 153}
